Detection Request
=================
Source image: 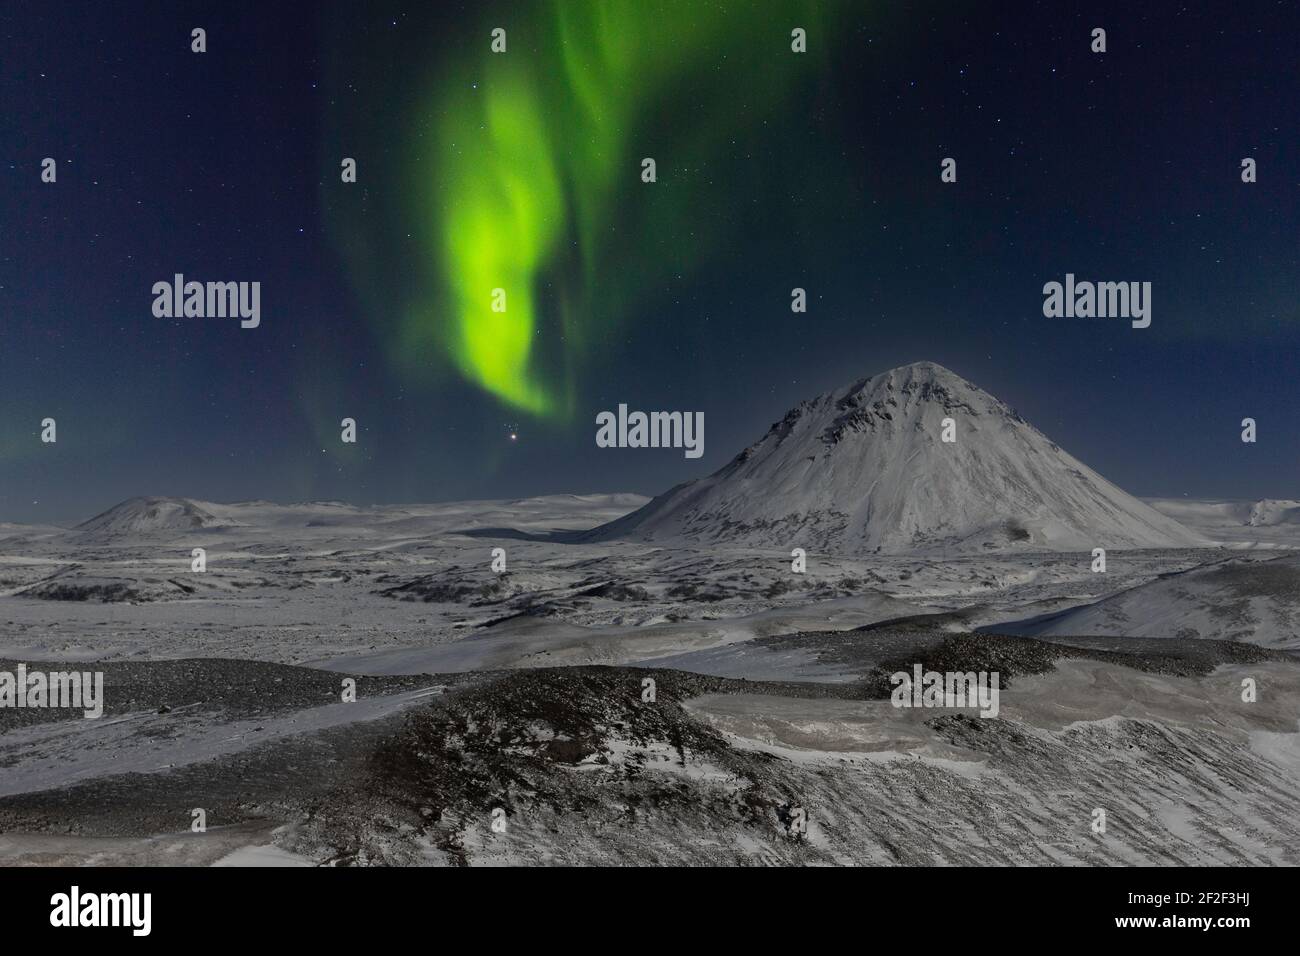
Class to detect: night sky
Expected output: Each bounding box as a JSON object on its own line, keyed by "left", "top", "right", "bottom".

{"left": 3, "top": 0, "right": 1297, "bottom": 525}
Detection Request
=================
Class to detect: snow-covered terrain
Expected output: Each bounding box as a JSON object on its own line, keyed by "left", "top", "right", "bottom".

{"left": 996, "top": 551, "right": 1300, "bottom": 649}
{"left": 1146, "top": 497, "right": 1300, "bottom": 548}
{"left": 0, "top": 492, "right": 1215, "bottom": 666}
{"left": 2, "top": 649, "right": 1296, "bottom": 866}
{"left": 1, "top": 363, "right": 1298, "bottom": 866}
{"left": 590, "top": 362, "right": 1206, "bottom": 553}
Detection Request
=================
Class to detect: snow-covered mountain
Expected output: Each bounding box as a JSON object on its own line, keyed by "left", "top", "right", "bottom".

{"left": 75, "top": 496, "right": 231, "bottom": 537}
{"left": 589, "top": 362, "right": 1206, "bottom": 554}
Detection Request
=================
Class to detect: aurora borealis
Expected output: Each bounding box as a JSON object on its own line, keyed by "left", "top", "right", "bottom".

{"left": 371, "top": 0, "right": 837, "bottom": 418}
{"left": 4, "top": 1, "right": 1298, "bottom": 523}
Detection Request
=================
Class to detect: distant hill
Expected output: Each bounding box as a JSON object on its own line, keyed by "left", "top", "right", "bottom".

{"left": 75, "top": 496, "right": 231, "bottom": 537}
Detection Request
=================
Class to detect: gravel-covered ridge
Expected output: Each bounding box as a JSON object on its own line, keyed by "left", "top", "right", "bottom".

{"left": 0, "top": 657, "right": 440, "bottom": 732}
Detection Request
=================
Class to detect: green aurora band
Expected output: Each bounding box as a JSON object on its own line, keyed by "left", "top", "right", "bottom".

{"left": 375, "top": 1, "right": 839, "bottom": 419}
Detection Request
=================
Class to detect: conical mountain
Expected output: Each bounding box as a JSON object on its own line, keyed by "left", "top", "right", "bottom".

{"left": 590, "top": 362, "right": 1205, "bottom": 553}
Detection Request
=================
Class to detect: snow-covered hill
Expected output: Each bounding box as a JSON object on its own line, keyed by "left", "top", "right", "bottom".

{"left": 1145, "top": 497, "right": 1300, "bottom": 548}
{"left": 66, "top": 493, "right": 647, "bottom": 541}
{"left": 590, "top": 362, "right": 1205, "bottom": 554}
{"left": 995, "top": 552, "right": 1300, "bottom": 649}
{"left": 75, "top": 496, "right": 232, "bottom": 537}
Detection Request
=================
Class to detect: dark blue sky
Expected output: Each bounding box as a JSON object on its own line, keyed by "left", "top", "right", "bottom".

{"left": 2, "top": 0, "right": 1297, "bottom": 525}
